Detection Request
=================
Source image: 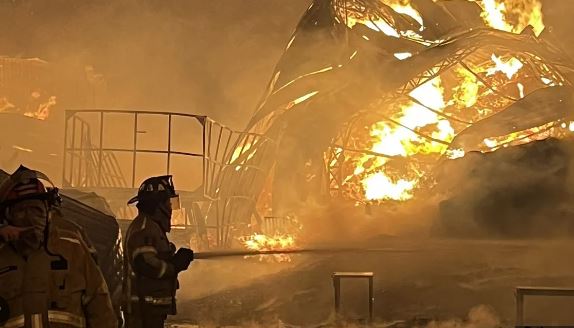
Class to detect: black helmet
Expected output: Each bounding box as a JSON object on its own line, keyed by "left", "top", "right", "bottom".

{"left": 127, "top": 175, "right": 179, "bottom": 209}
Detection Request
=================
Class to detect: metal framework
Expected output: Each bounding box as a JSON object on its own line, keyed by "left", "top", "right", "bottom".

{"left": 326, "top": 37, "right": 573, "bottom": 203}
{"left": 63, "top": 110, "right": 208, "bottom": 190}
{"left": 63, "top": 109, "right": 276, "bottom": 249}
{"left": 332, "top": 271, "right": 375, "bottom": 323}
{"left": 204, "top": 129, "right": 278, "bottom": 247}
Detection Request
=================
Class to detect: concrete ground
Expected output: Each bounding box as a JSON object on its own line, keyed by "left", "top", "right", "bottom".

{"left": 168, "top": 237, "right": 574, "bottom": 327}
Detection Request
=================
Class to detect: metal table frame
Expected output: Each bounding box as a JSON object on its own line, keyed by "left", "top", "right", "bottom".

{"left": 515, "top": 286, "right": 574, "bottom": 326}
{"left": 332, "top": 272, "right": 374, "bottom": 322}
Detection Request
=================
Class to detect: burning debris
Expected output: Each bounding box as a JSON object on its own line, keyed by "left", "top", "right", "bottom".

{"left": 23, "top": 95, "right": 57, "bottom": 120}
{"left": 207, "top": 0, "right": 574, "bottom": 247}
{"left": 42, "top": 0, "right": 570, "bottom": 251}
{"left": 240, "top": 233, "right": 297, "bottom": 262}
{"left": 0, "top": 57, "right": 57, "bottom": 120}
{"left": 474, "top": 0, "right": 544, "bottom": 36}
{"left": 327, "top": 0, "right": 571, "bottom": 204}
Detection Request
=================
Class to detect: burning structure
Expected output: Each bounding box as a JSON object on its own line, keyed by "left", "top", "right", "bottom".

{"left": 36, "top": 0, "right": 574, "bottom": 248}
{"left": 211, "top": 0, "right": 574, "bottom": 246}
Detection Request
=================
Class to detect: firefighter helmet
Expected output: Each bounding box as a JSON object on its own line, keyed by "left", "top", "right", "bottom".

{"left": 127, "top": 175, "right": 180, "bottom": 209}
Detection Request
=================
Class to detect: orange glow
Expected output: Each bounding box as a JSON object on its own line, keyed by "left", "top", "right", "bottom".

{"left": 240, "top": 233, "right": 296, "bottom": 262}
{"left": 477, "top": 0, "right": 544, "bottom": 36}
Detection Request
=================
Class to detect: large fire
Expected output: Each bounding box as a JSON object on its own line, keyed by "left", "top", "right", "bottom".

{"left": 240, "top": 0, "right": 560, "bottom": 255}
{"left": 433, "top": 0, "right": 545, "bottom": 35}
{"left": 476, "top": 0, "right": 545, "bottom": 36}
{"left": 346, "top": 0, "right": 545, "bottom": 39}
{"left": 346, "top": 49, "right": 568, "bottom": 201}
{"left": 353, "top": 77, "right": 453, "bottom": 201}
{"left": 332, "top": 0, "right": 558, "bottom": 202}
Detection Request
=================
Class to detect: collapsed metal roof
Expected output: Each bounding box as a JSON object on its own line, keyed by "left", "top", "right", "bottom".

{"left": 249, "top": 0, "right": 574, "bottom": 140}
{"left": 209, "top": 0, "right": 574, "bottom": 230}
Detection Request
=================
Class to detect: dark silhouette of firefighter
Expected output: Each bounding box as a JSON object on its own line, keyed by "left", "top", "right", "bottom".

{"left": 123, "top": 175, "right": 194, "bottom": 328}
{"left": 0, "top": 166, "right": 117, "bottom": 327}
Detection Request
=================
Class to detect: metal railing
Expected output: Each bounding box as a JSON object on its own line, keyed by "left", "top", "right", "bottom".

{"left": 62, "top": 109, "right": 277, "bottom": 249}
{"left": 62, "top": 113, "right": 127, "bottom": 188}
{"left": 63, "top": 110, "right": 206, "bottom": 190}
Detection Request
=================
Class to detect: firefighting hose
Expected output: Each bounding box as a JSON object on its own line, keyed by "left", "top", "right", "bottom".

{"left": 192, "top": 247, "right": 419, "bottom": 259}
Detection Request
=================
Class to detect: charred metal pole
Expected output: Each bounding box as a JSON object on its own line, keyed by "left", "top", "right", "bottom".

{"left": 193, "top": 247, "right": 418, "bottom": 260}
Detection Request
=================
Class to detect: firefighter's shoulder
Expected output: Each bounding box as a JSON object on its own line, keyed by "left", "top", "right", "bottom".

{"left": 47, "top": 225, "right": 93, "bottom": 260}
{"left": 126, "top": 216, "right": 163, "bottom": 241}
{"left": 51, "top": 216, "right": 98, "bottom": 257}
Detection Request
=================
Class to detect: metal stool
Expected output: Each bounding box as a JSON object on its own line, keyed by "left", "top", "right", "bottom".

{"left": 332, "top": 272, "right": 374, "bottom": 322}
{"left": 515, "top": 286, "right": 574, "bottom": 326}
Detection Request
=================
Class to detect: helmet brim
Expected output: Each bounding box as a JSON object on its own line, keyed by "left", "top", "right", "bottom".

{"left": 127, "top": 195, "right": 139, "bottom": 205}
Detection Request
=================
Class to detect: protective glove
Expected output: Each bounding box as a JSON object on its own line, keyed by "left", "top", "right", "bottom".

{"left": 171, "top": 247, "right": 194, "bottom": 272}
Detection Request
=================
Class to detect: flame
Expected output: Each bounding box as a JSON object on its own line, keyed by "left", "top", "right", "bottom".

{"left": 348, "top": 0, "right": 545, "bottom": 40}
{"left": 24, "top": 95, "right": 57, "bottom": 120}
{"left": 394, "top": 52, "right": 413, "bottom": 60}
{"left": 477, "top": 0, "right": 545, "bottom": 36}
{"left": 483, "top": 138, "right": 498, "bottom": 148}
{"left": 363, "top": 173, "right": 415, "bottom": 201}
{"left": 350, "top": 52, "right": 532, "bottom": 201}
{"left": 354, "top": 77, "right": 454, "bottom": 201}
{"left": 452, "top": 66, "right": 480, "bottom": 108}
{"left": 344, "top": 0, "right": 424, "bottom": 39}
{"left": 358, "top": 19, "right": 401, "bottom": 38}
{"left": 336, "top": 1, "right": 560, "bottom": 203}
{"left": 486, "top": 54, "right": 523, "bottom": 79}
{"left": 481, "top": 121, "right": 560, "bottom": 151}
{"left": 242, "top": 233, "right": 295, "bottom": 250}
{"left": 446, "top": 148, "right": 465, "bottom": 160}
{"left": 384, "top": 0, "right": 424, "bottom": 30}
{"left": 480, "top": 0, "right": 513, "bottom": 32}
{"left": 541, "top": 77, "right": 557, "bottom": 86}
{"left": 240, "top": 233, "right": 296, "bottom": 262}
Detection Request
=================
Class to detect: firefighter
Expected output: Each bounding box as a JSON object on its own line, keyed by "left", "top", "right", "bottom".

{"left": 0, "top": 204, "right": 97, "bottom": 260}
{"left": 0, "top": 166, "right": 117, "bottom": 328}
{"left": 123, "top": 175, "right": 194, "bottom": 328}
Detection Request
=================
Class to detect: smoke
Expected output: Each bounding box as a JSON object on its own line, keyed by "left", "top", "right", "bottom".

{"left": 0, "top": 0, "right": 310, "bottom": 127}
{"left": 293, "top": 195, "right": 440, "bottom": 247}
{"left": 433, "top": 137, "right": 574, "bottom": 238}
{"left": 169, "top": 305, "right": 504, "bottom": 327}
{"left": 422, "top": 305, "right": 502, "bottom": 328}
{"left": 289, "top": 138, "right": 574, "bottom": 243}
{"left": 0, "top": 0, "right": 310, "bottom": 182}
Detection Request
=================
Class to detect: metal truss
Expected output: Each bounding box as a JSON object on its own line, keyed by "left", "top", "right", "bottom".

{"left": 326, "top": 39, "right": 573, "bottom": 203}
